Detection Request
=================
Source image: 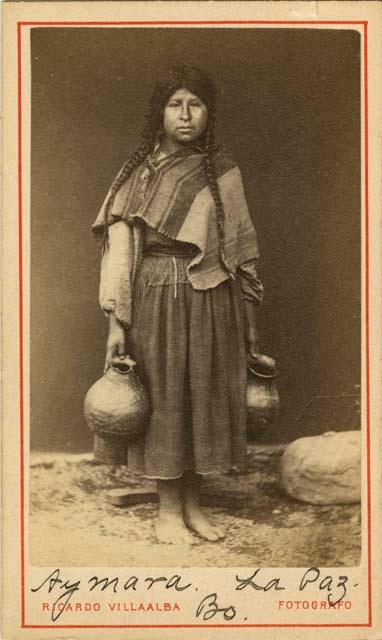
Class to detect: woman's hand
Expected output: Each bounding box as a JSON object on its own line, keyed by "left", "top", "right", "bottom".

{"left": 243, "top": 302, "right": 277, "bottom": 376}
{"left": 246, "top": 323, "right": 260, "bottom": 361}
{"left": 104, "top": 313, "right": 126, "bottom": 373}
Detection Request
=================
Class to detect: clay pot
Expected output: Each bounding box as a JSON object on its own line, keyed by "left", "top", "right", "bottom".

{"left": 247, "top": 355, "right": 280, "bottom": 439}
{"left": 93, "top": 434, "right": 128, "bottom": 465}
{"left": 84, "top": 355, "right": 149, "bottom": 441}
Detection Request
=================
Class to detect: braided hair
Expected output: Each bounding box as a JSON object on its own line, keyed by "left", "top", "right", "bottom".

{"left": 203, "top": 117, "right": 233, "bottom": 277}
{"left": 102, "top": 65, "right": 232, "bottom": 276}
{"left": 101, "top": 140, "right": 150, "bottom": 249}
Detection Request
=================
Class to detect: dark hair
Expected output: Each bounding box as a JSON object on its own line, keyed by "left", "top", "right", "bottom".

{"left": 102, "top": 65, "right": 232, "bottom": 276}
{"left": 143, "top": 65, "right": 217, "bottom": 148}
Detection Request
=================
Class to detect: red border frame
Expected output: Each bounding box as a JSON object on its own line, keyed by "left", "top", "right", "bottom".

{"left": 18, "top": 19, "right": 371, "bottom": 630}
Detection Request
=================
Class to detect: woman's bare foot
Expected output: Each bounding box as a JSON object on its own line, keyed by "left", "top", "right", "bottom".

{"left": 183, "top": 505, "right": 225, "bottom": 542}
{"left": 155, "top": 511, "right": 194, "bottom": 545}
{"left": 182, "top": 472, "right": 225, "bottom": 541}
{"left": 155, "top": 477, "right": 194, "bottom": 544}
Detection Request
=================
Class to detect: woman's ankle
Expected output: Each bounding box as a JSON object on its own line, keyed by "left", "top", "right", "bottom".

{"left": 157, "top": 477, "right": 184, "bottom": 515}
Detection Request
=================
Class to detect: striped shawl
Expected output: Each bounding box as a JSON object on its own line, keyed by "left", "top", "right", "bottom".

{"left": 93, "top": 149, "right": 260, "bottom": 326}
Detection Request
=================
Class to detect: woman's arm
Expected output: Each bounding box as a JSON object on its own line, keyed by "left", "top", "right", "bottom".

{"left": 98, "top": 220, "right": 137, "bottom": 372}
{"left": 99, "top": 220, "right": 134, "bottom": 325}
{"left": 237, "top": 258, "right": 263, "bottom": 357}
{"left": 242, "top": 300, "right": 260, "bottom": 359}
{"left": 227, "top": 166, "right": 265, "bottom": 358}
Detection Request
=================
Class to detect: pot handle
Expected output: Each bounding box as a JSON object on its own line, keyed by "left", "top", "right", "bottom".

{"left": 247, "top": 353, "right": 279, "bottom": 379}
{"left": 110, "top": 354, "right": 136, "bottom": 374}
{"left": 248, "top": 366, "right": 279, "bottom": 380}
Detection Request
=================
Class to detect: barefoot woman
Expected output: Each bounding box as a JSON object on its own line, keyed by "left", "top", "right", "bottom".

{"left": 92, "top": 65, "right": 264, "bottom": 543}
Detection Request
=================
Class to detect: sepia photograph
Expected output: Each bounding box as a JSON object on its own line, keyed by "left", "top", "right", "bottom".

{"left": 29, "top": 25, "right": 361, "bottom": 567}
{"left": 2, "top": 1, "right": 381, "bottom": 636}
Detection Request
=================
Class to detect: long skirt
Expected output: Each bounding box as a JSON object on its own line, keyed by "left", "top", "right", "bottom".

{"left": 126, "top": 255, "right": 248, "bottom": 479}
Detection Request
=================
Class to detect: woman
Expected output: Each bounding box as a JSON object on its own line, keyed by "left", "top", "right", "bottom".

{"left": 92, "top": 65, "right": 264, "bottom": 544}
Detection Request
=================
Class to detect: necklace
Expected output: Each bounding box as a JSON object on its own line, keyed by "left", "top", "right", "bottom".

{"left": 146, "top": 146, "right": 197, "bottom": 175}
{"left": 138, "top": 146, "right": 203, "bottom": 206}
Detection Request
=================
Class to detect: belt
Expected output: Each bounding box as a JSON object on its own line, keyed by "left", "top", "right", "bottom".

{"left": 142, "top": 248, "right": 195, "bottom": 299}
{"left": 142, "top": 246, "right": 196, "bottom": 259}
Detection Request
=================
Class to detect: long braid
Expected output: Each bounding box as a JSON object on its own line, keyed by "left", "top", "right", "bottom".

{"left": 101, "top": 139, "right": 151, "bottom": 251}
{"left": 204, "top": 124, "right": 234, "bottom": 278}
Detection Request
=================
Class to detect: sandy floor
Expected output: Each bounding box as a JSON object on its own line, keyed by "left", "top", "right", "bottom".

{"left": 29, "top": 446, "right": 361, "bottom": 567}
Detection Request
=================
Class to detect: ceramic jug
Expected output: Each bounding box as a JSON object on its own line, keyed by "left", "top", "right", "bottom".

{"left": 84, "top": 355, "right": 149, "bottom": 441}
{"left": 247, "top": 354, "right": 280, "bottom": 439}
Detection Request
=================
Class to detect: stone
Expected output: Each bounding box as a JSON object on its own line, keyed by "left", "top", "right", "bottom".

{"left": 281, "top": 431, "right": 361, "bottom": 505}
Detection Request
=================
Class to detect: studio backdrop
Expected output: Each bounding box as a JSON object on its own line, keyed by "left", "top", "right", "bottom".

{"left": 30, "top": 27, "right": 361, "bottom": 451}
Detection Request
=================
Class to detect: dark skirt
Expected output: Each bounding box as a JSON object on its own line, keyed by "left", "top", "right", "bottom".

{"left": 126, "top": 255, "right": 248, "bottom": 479}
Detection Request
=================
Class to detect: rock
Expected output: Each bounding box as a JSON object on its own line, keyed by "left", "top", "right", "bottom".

{"left": 281, "top": 431, "right": 361, "bottom": 505}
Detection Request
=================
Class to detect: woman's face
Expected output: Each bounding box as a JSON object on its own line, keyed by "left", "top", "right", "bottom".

{"left": 162, "top": 88, "right": 208, "bottom": 148}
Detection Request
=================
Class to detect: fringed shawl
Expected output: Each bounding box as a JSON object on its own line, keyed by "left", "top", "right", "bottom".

{"left": 93, "top": 149, "right": 260, "bottom": 326}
